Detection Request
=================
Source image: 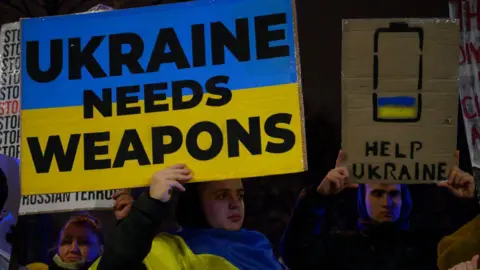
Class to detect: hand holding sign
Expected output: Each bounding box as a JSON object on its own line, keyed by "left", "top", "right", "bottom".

{"left": 149, "top": 164, "right": 192, "bottom": 202}
{"left": 113, "top": 189, "right": 133, "bottom": 220}
{"left": 448, "top": 255, "right": 479, "bottom": 270}
{"left": 317, "top": 150, "right": 358, "bottom": 195}
{"left": 438, "top": 151, "right": 475, "bottom": 199}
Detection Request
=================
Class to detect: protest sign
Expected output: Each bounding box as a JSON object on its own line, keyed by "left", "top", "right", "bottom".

{"left": 20, "top": 0, "right": 306, "bottom": 195}
{"left": 342, "top": 19, "right": 459, "bottom": 183}
{"left": 0, "top": 22, "right": 21, "bottom": 159}
{"left": 19, "top": 189, "right": 117, "bottom": 215}
{"left": 449, "top": 0, "right": 480, "bottom": 170}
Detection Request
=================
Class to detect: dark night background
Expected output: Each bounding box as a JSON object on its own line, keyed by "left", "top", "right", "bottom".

{"left": 1, "top": 0, "right": 477, "bottom": 265}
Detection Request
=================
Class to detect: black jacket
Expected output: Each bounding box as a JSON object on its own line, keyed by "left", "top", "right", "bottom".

{"left": 96, "top": 193, "right": 169, "bottom": 270}
{"left": 280, "top": 187, "right": 477, "bottom": 270}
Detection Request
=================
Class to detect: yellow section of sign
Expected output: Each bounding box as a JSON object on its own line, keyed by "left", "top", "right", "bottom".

{"left": 21, "top": 84, "right": 306, "bottom": 195}
{"left": 378, "top": 106, "right": 417, "bottom": 119}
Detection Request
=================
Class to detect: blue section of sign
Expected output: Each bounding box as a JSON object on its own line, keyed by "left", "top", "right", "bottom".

{"left": 21, "top": 0, "right": 297, "bottom": 110}
{"left": 377, "top": 96, "right": 416, "bottom": 107}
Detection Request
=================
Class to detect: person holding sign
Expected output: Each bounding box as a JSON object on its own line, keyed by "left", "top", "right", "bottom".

{"left": 90, "top": 164, "right": 283, "bottom": 270}
{"left": 280, "top": 150, "right": 478, "bottom": 270}
{"left": 446, "top": 255, "right": 478, "bottom": 270}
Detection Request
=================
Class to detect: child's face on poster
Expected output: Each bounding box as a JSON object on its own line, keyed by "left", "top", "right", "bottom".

{"left": 58, "top": 224, "right": 102, "bottom": 263}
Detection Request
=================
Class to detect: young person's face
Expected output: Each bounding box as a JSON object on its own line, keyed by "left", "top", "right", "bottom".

{"left": 199, "top": 179, "right": 245, "bottom": 231}
{"left": 365, "top": 184, "right": 402, "bottom": 222}
{"left": 58, "top": 223, "right": 102, "bottom": 263}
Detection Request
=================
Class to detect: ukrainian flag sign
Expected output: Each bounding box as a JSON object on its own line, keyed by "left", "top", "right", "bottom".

{"left": 375, "top": 95, "right": 421, "bottom": 120}
{"left": 20, "top": 0, "right": 306, "bottom": 195}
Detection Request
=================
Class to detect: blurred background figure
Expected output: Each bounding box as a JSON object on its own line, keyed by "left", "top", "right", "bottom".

{"left": 47, "top": 215, "right": 104, "bottom": 270}
{"left": 438, "top": 215, "right": 480, "bottom": 270}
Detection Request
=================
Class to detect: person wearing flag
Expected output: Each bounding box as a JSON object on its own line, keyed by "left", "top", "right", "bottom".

{"left": 90, "top": 164, "right": 284, "bottom": 270}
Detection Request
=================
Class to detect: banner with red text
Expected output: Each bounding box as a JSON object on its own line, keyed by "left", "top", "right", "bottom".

{"left": 0, "top": 22, "right": 21, "bottom": 159}
{"left": 450, "top": 0, "right": 480, "bottom": 169}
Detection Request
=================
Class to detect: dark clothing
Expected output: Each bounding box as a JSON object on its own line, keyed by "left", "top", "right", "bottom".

{"left": 96, "top": 193, "right": 167, "bottom": 270}
{"left": 280, "top": 187, "right": 476, "bottom": 270}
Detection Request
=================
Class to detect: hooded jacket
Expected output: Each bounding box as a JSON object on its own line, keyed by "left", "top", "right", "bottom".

{"left": 280, "top": 185, "right": 447, "bottom": 270}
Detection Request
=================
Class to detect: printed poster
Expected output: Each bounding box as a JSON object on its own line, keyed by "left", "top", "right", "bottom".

{"left": 20, "top": 0, "right": 306, "bottom": 195}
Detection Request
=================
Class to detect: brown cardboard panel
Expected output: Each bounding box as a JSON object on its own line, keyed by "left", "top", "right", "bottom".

{"left": 342, "top": 78, "right": 458, "bottom": 94}
{"left": 341, "top": 18, "right": 459, "bottom": 183}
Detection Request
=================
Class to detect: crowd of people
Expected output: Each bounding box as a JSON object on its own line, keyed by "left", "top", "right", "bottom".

{"left": 11, "top": 150, "right": 478, "bottom": 270}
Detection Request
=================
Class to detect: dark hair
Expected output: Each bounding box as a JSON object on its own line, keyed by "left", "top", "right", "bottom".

{"left": 357, "top": 183, "right": 412, "bottom": 230}
{"left": 0, "top": 168, "right": 8, "bottom": 211}
{"left": 175, "top": 183, "right": 211, "bottom": 228}
{"left": 61, "top": 215, "right": 104, "bottom": 245}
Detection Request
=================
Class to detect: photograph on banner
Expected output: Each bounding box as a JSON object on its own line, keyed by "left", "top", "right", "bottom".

{"left": 20, "top": 0, "right": 306, "bottom": 195}
{"left": 0, "top": 154, "right": 21, "bottom": 269}
{"left": 449, "top": 1, "right": 480, "bottom": 170}
{"left": 0, "top": 22, "right": 21, "bottom": 159}
{"left": 342, "top": 19, "right": 459, "bottom": 184}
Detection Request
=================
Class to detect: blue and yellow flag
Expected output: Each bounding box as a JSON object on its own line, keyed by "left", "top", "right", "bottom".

{"left": 376, "top": 96, "right": 418, "bottom": 119}
{"left": 20, "top": 0, "right": 306, "bottom": 195}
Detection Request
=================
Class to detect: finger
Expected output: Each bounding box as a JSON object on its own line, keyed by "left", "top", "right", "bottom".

{"left": 458, "top": 176, "right": 467, "bottom": 187}
{"left": 174, "top": 172, "right": 193, "bottom": 182}
{"left": 337, "top": 167, "right": 349, "bottom": 177}
{"left": 453, "top": 170, "right": 462, "bottom": 186}
{"left": 472, "top": 254, "right": 479, "bottom": 268}
{"left": 466, "top": 261, "right": 473, "bottom": 270}
{"left": 448, "top": 167, "right": 456, "bottom": 185}
{"left": 336, "top": 150, "right": 347, "bottom": 167}
{"left": 329, "top": 171, "right": 346, "bottom": 180}
{"left": 345, "top": 183, "right": 359, "bottom": 189}
{"left": 173, "top": 168, "right": 192, "bottom": 175}
{"left": 168, "top": 180, "right": 186, "bottom": 192}
{"left": 113, "top": 190, "right": 129, "bottom": 200}
{"left": 116, "top": 197, "right": 133, "bottom": 205}
{"left": 169, "top": 164, "right": 186, "bottom": 169}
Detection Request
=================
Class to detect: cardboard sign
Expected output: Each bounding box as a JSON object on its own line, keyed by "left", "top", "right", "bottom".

{"left": 0, "top": 22, "right": 21, "bottom": 159}
{"left": 342, "top": 19, "right": 459, "bottom": 183}
{"left": 20, "top": 0, "right": 306, "bottom": 195}
{"left": 449, "top": 0, "right": 480, "bottom": 170}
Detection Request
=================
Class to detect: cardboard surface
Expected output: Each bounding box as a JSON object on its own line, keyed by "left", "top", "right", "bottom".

{"left": 20, "top": 0, "right": 306, "bottom": 195}
{"left": 342, "top": 19, "right": 459, "bottom": 183}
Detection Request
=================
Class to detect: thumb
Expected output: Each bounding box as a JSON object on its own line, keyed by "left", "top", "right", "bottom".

{"left": 472, "top": 254, "right": 479, "bottom": 267}
{"left": 336, "top": 150, "right": 347, "bottom": 167}
{"left": 345, "top": 183, "right": 359, "bottom": 189}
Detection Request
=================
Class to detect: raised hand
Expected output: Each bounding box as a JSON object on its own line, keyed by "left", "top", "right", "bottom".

{"left": 113, "top": 189, "right": 133, "bottom": 220}
{"left": 438, "top": 151, "right": 475, "bottom": 199}
{"left": 317, "top": 150, "right": 358, "bottom": 195}
{"left": 149, "top": 164, "right": 192, "bottom": 202}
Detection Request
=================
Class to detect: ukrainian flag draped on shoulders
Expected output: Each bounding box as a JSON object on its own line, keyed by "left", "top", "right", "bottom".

{"left": 90, "top": 228, "right": 283, "bottom": 270}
